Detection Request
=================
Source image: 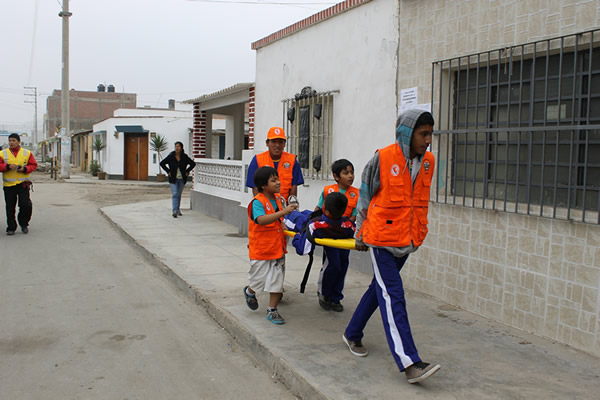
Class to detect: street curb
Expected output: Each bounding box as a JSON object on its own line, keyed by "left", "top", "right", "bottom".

{"left": 99, "top": 208, "right": 330, "bottom": 400}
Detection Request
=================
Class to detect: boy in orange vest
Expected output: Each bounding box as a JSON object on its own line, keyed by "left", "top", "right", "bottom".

{"left": 343, "top": 110, "right": 441, "bottom": 384}
{"left": 244, "top": 166, "right": 298, "bottom": 325}
{"left": 314, "top": 159, "right": 359, "bottom": 311}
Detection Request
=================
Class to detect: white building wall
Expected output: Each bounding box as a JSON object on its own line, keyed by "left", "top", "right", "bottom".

{"left": 254, "top": 0, "right": 399, "bottom": 207}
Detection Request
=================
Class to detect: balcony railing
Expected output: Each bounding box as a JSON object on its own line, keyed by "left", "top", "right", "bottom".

{"left": 193, "top": 158, "right": 244, "bottom": 202}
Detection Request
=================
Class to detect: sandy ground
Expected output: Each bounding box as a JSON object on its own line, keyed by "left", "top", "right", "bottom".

{"left": 32, "top": 171, "right": 179, "bottom": 208}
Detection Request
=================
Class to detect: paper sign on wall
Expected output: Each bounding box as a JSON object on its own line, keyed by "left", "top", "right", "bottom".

{"left": 398, "top": 87, "right": 431, "bottom": 116}
{"left": 400, "top": 87, "right": 418, "bottom": 108}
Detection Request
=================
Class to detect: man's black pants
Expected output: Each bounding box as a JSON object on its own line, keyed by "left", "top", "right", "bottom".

{"left": 3, "top": 183, "right": 33, "bottom": 232}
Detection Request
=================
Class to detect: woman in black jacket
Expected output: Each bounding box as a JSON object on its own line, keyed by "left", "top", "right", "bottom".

{"left": 159, "top": 141, "right": 196, "bottom": 218}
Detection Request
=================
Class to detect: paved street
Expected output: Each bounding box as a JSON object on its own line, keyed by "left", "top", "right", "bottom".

{"left": 0, "top": 180, "right": 295, "bottom": 400}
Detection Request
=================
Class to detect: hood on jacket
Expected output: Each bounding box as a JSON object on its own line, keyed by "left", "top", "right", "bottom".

{"left": 395, "top": 108, "right": 430, "bottom": 161}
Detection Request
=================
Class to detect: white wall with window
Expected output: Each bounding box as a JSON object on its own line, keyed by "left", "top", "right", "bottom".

{"left": 253, "top": 0, "right": 398, "bottom": 207}
{"left": 92, "top": 109, "right": 192, "bottom": 179}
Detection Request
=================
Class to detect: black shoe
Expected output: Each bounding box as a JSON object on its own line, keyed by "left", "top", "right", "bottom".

{"left": 7, "top": 231, "right": 15, "bottom": 236}
{"left": 176, "top": 210, "right": 183, "bottom": 216}
{"left": 319, "top": 295, "right": 333, "bottom": 311}
{"left": 331, "top": 302, "right": 343, "bottom": 312}
{"left": 21, "top": 227, "right": 29, "bottom": 234}
{"left": 172, "top": 212, "right": 177, "bottom": 218}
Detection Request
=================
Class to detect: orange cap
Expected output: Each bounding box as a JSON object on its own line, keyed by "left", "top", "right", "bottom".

{"left": 267, "top": 126, "right": 286, "bottom": 140}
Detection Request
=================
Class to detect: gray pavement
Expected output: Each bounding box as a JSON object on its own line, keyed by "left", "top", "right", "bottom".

{"left": 102, "top": 199, "right": 600, "bottom": 400}
{"left": 0, "top": 183, "right": 295, "bottom": 400}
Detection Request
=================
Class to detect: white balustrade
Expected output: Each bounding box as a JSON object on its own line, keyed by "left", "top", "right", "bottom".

{"left": 193, "top": 158, "right": 244, "bottom": 202}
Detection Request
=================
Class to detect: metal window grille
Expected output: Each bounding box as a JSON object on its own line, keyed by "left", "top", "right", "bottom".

{"left": 282, "top": 91, "right": 337, "bottom": 180}
{"left": 432, "top": 30, "right": 600, "bottom": 224}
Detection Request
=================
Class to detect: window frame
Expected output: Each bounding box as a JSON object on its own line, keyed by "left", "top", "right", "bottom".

{"left": 432, "top": 29, "right": 600, "bottom": 224}
{"left": 282, "top": 90, "right": 337, "bottom": 180}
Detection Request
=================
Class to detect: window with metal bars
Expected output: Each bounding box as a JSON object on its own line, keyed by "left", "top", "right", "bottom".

{"left": 432, "top": 30, "right": 600, "bottom": 223}
{"left": 282, "top": 90, "right": 336, "bottom": 180}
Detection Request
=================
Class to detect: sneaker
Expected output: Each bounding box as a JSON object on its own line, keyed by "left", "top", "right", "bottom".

{"left": 331, "top": 302, "right": 343, "bottom": 312}
{"left": 177, "top": 210, "right": 183, "bottom": 216}
{"left": 405, "top": 361, "right": 441, "bottom": 384}
{"left": 342, "top": 333, "right": 368, "bottom": 357}
{"left": 6, "top": 231, "right": 15, "bottom": 236}
{"left": 266, "top": 309, "right": 285, "bottom": 325}
{"left": 243, "top": 286, "right": 258, "bottom": 310}
{"left": 21, "top": 227, "right": 29, "bottom": 234}
{"left": 318, "top": 294, "right": 333, "bottom": 311}
{"left": 172, "top": 212, "right": 177, "bottom": 218}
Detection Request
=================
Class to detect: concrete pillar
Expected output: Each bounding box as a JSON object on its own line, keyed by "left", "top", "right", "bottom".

{"left": 205, "top": 111, "right": 213, "bottom": 159}
{"left": 225, "top": 115, "right": 235, "bottom": 160}
{"left": 233, "top": 104, "right": 245, "bottom": 160}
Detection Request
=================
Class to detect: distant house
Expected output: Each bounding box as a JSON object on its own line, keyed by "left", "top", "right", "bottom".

{"left": 189, "top": 0, "right": 600, "bottom": 357}
{"left": 43, "top": 84, "right": 137, "bottom": 168}
{"left": 92, "top": 105, "right": 192, "bottom": 180}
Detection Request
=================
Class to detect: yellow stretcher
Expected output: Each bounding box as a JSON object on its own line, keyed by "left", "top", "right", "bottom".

{"left": 284, "top": 230, "right": 357, "bottom": 293}
{"left": 284, "top": 230, "right": 357, "bottom": 251}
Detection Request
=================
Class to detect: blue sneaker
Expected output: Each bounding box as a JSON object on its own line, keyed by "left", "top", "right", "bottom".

{"left": 243, "top": 286, "right": 258, "bottom": 310}
{"left": 266, "top": 309, "right": 285, "bottom": 325}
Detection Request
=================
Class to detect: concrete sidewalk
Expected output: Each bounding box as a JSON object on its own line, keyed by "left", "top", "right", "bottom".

{"left": 101, "top": 200, "right": 600, "bottom": 400}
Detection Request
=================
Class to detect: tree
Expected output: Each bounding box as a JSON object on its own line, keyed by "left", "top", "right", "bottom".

{"left": 150, "top": 134, "right": 169, "bottom": 174}
{"left": 92, "top": 137, "right": 107, "bottom": 171}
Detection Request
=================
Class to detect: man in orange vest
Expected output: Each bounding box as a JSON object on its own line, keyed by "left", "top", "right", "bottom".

{"left": 245, "top": 127, "right": 304, "bottom": 202}
{"left": 342, "top": 110, "right": 441, "bottom": 384}
{"left": 0, "top": 133, "right": 38, "bottom": 235}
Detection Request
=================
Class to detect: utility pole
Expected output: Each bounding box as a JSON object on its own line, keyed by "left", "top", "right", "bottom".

{"left": 59, "top": 0, "right": 72, "bottom": 178}
{"left": 24, "top": 86, "right": 38, "bottom": 152}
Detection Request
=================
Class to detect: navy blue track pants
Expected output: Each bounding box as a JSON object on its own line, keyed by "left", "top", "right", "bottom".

{"left": 318, "top": 247, "right": 350, "bottom": 303}
{"left": 344, "top": 248, "right": 420, "bottom": 371}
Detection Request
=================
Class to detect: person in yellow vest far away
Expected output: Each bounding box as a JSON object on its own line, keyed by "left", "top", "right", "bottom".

{"left": 0, "top": 133, "right": 38, "bottom": 235}
{"left": 343, "top": 109, "right": 441, "bottom": 384}
{"left": 245, "top": 127, "right": 304, "bottom": 202}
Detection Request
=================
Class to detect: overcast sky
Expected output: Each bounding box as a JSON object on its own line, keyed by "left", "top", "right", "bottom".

{"left": 0, "top": 0, "right": 335, "bottom": 134}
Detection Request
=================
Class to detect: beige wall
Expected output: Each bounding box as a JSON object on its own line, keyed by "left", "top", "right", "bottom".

{"left": 398, "top": 0, "right": 600, "bottom": 355}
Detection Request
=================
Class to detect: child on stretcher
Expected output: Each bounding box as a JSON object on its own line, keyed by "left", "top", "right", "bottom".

{"left": 289, "top": 192, "right": 356, "bottom": 312}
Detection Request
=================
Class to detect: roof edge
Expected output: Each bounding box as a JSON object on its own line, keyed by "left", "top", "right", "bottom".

{"left": 251, "top": 0, "right": 372, "bottom": 50}
{"left": 184, "top": 82, "right": 255, "bottom": 104}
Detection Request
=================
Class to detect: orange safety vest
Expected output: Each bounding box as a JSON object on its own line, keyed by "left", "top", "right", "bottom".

{"left": 361, "top": 143, "right": 435, "bottom": 248}
{"left": 247, "top": 192, "right": 287, "bottom": 260}
{"left": 255, "top": 151, "right": 296, "bottom": 200}
{"left": 323, "top": 184, "right": 359, "bottom": 218}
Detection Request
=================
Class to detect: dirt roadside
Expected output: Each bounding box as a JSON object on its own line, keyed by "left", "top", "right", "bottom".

{"left": 31, "top": 172, "right": 181, "bottom": 208}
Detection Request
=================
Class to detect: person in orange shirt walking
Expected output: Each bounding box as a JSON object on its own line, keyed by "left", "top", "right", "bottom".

{"left": 342, "top": 109, "right": 441, "bottom": 384}
{"left": 245, "top": 127, "right": 304, "bottom": 202}
{"left": 244, "top": 166, "right": 298, "bottom": 325}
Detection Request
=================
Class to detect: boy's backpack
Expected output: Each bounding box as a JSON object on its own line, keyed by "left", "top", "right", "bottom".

{"left": 284, "top": 209, "right": 322, "bottom": 293}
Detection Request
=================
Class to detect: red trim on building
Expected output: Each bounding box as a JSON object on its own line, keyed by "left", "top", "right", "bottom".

{"left": 192, "top": 105, "right": 207, "bottom": 159}
{"left": 248, "top": 85, "right": 256, "bottom": 150}
{"left": 250, "top": 0, "right": 371, "bottom": 50}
